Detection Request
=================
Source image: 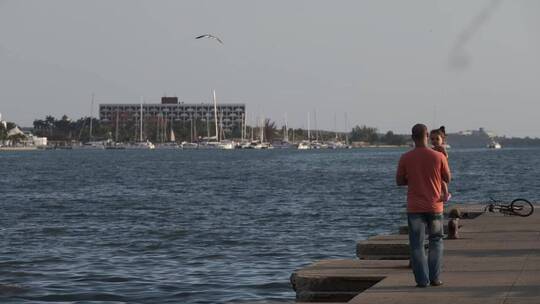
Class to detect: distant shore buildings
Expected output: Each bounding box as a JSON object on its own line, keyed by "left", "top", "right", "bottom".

{"left": 447, "top": 127, "right": 497, "bottom": 148}
{"left": 99, "top": 97, "right": 246, "bottom": 132}
{"left": 0, "top": 112, "right": 47, "bottom": 148}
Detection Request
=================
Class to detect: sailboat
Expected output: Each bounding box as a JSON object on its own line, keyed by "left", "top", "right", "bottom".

{"left": 198, "top": 90, "right": 222, "bottom": 149}
{"left": 156, "top": 116, "right": 180, "bottom": 149}
{"left": 73, "top": 93, "right": 105, "bottom": 149}
{"left": 253, "top": 117, "right": 272, "bottom": 149}
{"left": 487, "top": 140, "right": 502, "bottom": 149}
{"left": 105, "top": 110, "right": 126, "bottom": 149}
{"left": 205, "top": 90, "right": 235, "bottom": 150}
{"left": 271, "top": 113, "right": 292, "bottom": 148}
{"left": 298, "top": 112, "right": 312, "bottom": 150}
{"left": 125, "top": 98, "right": 155, "bottom": 149}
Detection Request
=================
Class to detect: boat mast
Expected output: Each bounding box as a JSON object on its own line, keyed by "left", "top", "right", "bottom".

{"left": 89, "top": 93, "right": 94, "bottom": 142}
{"left": 220, "top": 110, "right": 225, "bottom": 140}
{"left": 344, "top": 112, "right": 349, "bottom": 144}
{"left": 244, "top": 113, "right": 248, "bottom": 142}
{"left": 206, "top": 112, "right": 210, "bottom": 139}
{"left": 250, "top": 117, "right": 254, "bottom": 142}
{"left": 284, "top": 113, "right": 289, "bottom": 142}
{"left": 193, "top": 114, "right": 197, "bottom": 142}
{"left": 170, "top": 117, "right": 175, "bottom": 142}
{"left": 190, "top": 117, "right": 193, "bottom": 143}
{"left": 115, "top": 110, "right": 119, "bottom": 142}
{"left": 314, "top": 109, "right": 319, "bottom": 142}
{"left": 213, "top": 90, "right": 219, "bottom": 142}
{"left": 334, "top": 113, "right": 337, "bottom": 140}
{"left": 157, "top": 114, "right": 160, "bottom": 143}
{"left": 307, "top": 112, "right": 310, "bottom": 142}
{"left": 260, "top": 117, "right": 264, "bottom": 143}
{"left": 140, "top": 97, "right": 143, "bottom": 142}
{"left": 241, "top": 113, "right": 245, "bottom": 142}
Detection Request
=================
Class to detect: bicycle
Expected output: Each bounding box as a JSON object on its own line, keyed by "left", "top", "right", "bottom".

{"left": 484, "top": 197, "right": 534, "bottom": 217}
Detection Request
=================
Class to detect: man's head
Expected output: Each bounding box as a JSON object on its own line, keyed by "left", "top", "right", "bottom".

{"left": 411, "top": 123, "right": 428, "bottom": 147}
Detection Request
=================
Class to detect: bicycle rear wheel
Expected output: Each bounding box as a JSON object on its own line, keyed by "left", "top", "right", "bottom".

{"left": 510, "top": 199, "right": 534, "bottom": 217}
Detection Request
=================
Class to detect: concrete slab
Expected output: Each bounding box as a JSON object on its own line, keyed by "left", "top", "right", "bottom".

{"left": 291, "top": 260, "right": 410, "bottom": 302}
{"left": 369, "top": 234, "right": 409, "bottom": 241}
{"left": 291, "top": 207, "right": 540, "bottom": 303}
{"left": 307, "top": 259, "right": 410, "bottom": 270}
{"left": 347, "top": 211, "right": 540, "bottom": 304}
{"left": 356, "top": 239, "right": 411, "bottom": 260}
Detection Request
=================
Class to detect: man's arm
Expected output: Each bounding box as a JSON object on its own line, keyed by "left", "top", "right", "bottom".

{"left": 396, "top": 173, "right": 408, "bottom": 186}
{"left": 441, "top": 157, "right": 451, "bottom": 184}
{"left": 396, "top": 157, "right": 408, "bottom": 186}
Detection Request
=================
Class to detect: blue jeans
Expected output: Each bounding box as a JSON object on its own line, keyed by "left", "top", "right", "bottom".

{"left": 407, "top": 212, "right": 444, "bottom": 285}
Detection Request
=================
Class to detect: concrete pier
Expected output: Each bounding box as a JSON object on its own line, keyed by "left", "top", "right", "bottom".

{"left": 292, "top": 206, "right": 539, "bottom": 303}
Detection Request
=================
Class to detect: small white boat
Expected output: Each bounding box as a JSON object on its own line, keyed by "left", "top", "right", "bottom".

{"left": 125, "top": 140, "right": 155, "bottom": 150}
{"left": 198, "top": 141, "right": 220, "bottom": 149}
{"left": 297, "top": 141, "right": 311, "bottom": 150}
{"left": 155, "top": 142, "right": 180, "bottom": 149}
{"left": 254, "top": 142, "right": 273, "bottom": 149}
{"left": 181, "top": 141, "right": 199, "bottom": 149}
{"left": 327, "top": 141, "right": 349, "bottom": 149}
{"left": 72, "top": 141, "right": 105, "bottom": 149}
{"left": 239, "top": 141, "right": 255, "bottom": 149}
{"left": 105, "top": 142, "right": 126, "bottom": 150}
{"left": 218, "top": 140, "right": 236, "bottom": 150}
{"left": 487, "top": 141, "right": 502, "bottom": 149}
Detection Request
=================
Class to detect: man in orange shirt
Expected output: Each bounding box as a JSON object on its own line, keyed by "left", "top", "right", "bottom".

{"left": 396, "top": 123, "right": 451, "bottom": 287}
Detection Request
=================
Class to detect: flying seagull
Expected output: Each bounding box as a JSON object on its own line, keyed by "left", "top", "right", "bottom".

{"left": 195, "top": 34, "right": 224, "bottom": 44}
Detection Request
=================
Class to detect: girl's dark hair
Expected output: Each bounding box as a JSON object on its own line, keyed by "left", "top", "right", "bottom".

{"left": 430, "top": 126, "right": 446, "bottom": 138}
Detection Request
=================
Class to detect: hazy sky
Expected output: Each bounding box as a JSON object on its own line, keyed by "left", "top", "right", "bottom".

{"left": 1, "top": 0, "right": 539, "bottom": 137}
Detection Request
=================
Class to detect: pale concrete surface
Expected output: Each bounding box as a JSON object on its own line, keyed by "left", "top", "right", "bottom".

{"left": 356, "top": 239, "right": 411, "bottom": 260}
{"left": 348, "top": 210, "right": 540, "bottom": 304}
{"left": 291, "top": 260, "right": 410, "bottom": 302}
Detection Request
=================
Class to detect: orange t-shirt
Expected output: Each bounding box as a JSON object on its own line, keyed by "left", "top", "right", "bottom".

{"left": 397, "top": 147, "right": 451, "bottom": 213}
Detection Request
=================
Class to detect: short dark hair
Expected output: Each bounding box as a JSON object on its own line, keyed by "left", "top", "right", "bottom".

{"left": 412, "top": 123, "right": 428, "bottom": 140}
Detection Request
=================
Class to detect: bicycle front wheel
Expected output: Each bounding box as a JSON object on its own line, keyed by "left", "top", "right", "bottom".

{"left": 510, "top": 199, "right": 534, "bottom": 217}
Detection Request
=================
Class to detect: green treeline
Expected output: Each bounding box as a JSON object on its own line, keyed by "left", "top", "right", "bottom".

{"left": 0, "top": 122, "right": 17, "bottom": 140}
{"left": 31, "top": 114, "right": 411, "bottom": 145}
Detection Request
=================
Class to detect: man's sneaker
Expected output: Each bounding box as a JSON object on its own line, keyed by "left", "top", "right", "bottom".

{"left": 416, "top": 283, "right": 429, "bottom": 288}
{"left": 430, "top": 280, "right": 443, "bottom": 286}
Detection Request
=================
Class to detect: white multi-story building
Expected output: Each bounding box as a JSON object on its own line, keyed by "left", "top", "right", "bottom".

{"left": 99, "top": 97, "right": 246, "bottom": 132}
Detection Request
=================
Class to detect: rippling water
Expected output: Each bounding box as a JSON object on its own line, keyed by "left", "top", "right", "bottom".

{"left": 1, "top": 148, "right": 539, "bottom": 303}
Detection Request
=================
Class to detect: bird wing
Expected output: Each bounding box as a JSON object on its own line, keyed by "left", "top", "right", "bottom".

{"left": 195, "top": 34, "right": 223, "bottom": 44}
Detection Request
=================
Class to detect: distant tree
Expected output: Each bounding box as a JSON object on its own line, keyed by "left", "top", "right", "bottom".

{"left": 350, "top": 125, "right": 379, "bottom": 144}
{"left": 0, "top": 123, "right": 7, "bottom": 140}
{"left": 381, "top": 131, "right": 407, "bottom": 146}
{"left": 54, "top": 115, "right": 72, "bottom": 139}
{"left": 33, "top": 119, "right": 48, "bottom": 136}
{"left": 263, "top": 119, "right": 278, "bottom": 142}
{"left": 5, "top": 122, "right": 17, "bottom": 131}
{"left": 289, "top": 128, "right": 305, "bottom": 141}
{"left": 45, "top": 115, "right": 55, "bottom": 136}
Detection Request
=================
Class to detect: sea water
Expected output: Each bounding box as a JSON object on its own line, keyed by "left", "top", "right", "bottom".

{"left": 1, "top": 148, "right": 539, "bottom": 303}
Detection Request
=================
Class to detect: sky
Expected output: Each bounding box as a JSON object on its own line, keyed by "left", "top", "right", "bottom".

{"left": 0, "top": 0, "right": 539, "bottom": 137}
